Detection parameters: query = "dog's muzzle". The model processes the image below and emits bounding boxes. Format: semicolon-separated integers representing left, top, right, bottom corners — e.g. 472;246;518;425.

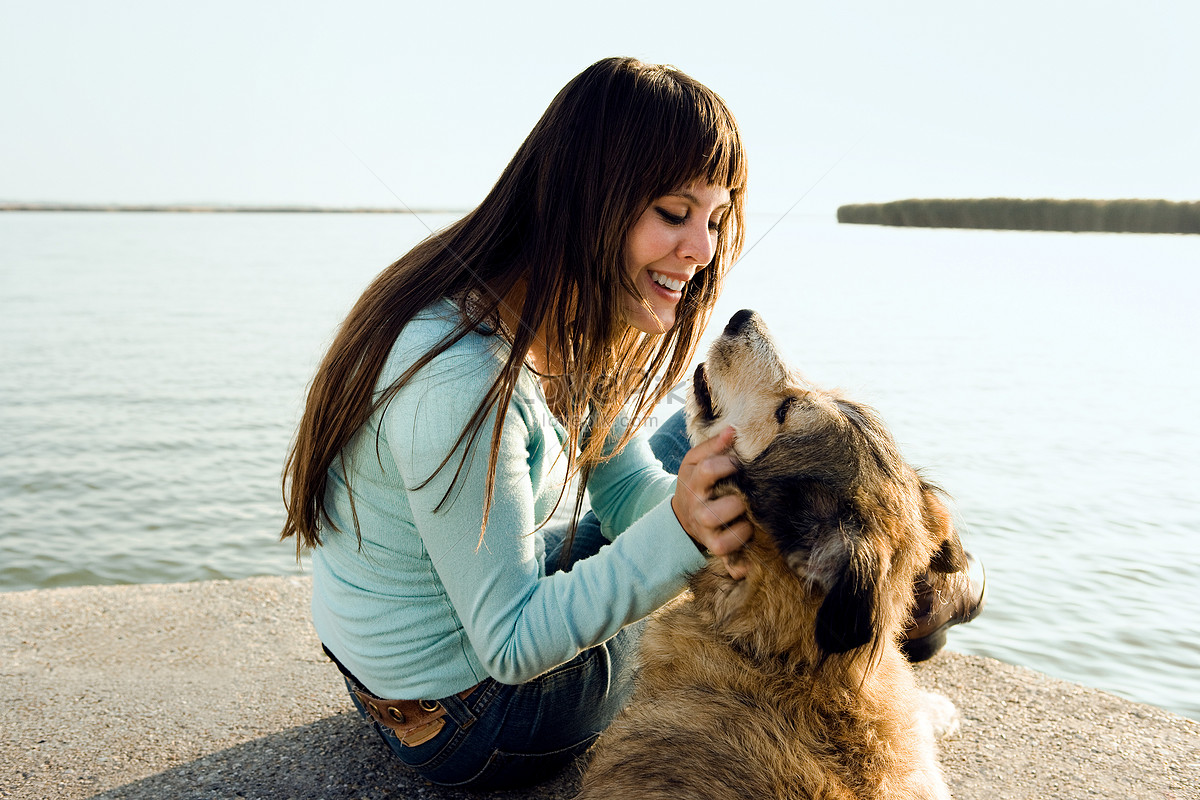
723;308;757;336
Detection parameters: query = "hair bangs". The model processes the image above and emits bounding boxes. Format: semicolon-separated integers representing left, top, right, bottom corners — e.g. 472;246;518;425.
643;66;747;197
691;95;748;197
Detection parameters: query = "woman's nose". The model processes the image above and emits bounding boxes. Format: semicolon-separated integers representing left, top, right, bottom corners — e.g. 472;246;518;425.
678;219;717;266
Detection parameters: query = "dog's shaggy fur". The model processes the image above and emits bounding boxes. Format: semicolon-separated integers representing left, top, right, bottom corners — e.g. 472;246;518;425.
577;310;967;800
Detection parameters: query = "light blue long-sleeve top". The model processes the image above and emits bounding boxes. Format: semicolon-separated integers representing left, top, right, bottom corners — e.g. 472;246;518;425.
310;299;706;700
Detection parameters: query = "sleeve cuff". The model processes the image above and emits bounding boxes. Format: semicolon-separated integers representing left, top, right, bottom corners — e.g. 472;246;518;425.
627;497;709;575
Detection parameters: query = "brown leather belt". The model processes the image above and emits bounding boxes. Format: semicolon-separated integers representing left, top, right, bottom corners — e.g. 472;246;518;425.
322;644;480;747
352;683;480;747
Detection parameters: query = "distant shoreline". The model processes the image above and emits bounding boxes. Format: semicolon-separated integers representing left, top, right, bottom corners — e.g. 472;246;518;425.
0;202;466;214
838;198;1200;234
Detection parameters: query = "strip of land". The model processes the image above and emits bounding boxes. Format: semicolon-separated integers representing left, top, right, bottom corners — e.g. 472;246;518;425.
2;577;1197;800
838;198;1200;234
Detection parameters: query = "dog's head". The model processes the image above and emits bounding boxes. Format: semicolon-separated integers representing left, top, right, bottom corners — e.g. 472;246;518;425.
686;310;967;659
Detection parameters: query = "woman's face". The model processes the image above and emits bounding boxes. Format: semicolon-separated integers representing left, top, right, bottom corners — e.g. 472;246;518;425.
621;181;732;334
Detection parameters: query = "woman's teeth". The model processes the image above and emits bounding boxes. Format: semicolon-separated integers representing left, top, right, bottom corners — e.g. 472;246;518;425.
650;271;685;292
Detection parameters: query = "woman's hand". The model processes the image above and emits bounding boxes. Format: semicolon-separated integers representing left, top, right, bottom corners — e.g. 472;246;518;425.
670;426;752;579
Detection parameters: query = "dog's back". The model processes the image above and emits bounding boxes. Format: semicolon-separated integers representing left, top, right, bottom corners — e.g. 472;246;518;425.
578;548;951;799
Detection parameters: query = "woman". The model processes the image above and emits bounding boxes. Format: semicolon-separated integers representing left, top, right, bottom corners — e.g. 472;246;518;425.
281;56;986;790
282;56;752;788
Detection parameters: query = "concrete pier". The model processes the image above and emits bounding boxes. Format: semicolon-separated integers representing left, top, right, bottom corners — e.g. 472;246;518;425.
2;577;1196;799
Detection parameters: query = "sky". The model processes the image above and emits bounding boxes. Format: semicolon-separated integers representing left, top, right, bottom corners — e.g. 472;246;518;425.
2;0;1197;215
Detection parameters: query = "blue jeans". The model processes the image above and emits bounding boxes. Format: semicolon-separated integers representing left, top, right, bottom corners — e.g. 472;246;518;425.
344;410;693;789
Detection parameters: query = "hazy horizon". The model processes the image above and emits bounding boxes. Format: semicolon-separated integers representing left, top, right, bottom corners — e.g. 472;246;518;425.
2;1;1197;217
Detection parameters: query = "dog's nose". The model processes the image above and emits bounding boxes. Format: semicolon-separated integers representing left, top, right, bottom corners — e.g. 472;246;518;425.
724;309;758;336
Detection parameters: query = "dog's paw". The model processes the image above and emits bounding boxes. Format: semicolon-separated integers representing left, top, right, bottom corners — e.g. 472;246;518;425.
917;691;960;741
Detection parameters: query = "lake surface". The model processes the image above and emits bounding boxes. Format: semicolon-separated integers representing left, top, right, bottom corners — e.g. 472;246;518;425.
2;211;1197;721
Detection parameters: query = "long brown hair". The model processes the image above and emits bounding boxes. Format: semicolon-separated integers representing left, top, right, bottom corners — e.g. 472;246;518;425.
281;56;748;553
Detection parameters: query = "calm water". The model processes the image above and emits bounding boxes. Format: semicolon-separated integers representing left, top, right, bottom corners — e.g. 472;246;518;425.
1;212;1197;721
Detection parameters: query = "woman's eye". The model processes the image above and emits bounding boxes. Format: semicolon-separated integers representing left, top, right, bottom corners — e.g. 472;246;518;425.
655;208;687;225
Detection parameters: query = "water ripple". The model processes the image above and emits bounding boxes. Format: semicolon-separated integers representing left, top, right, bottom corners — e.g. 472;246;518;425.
2;213;1197;721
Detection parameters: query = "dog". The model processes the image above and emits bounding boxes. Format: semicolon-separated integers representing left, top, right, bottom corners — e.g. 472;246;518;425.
576;309;967;800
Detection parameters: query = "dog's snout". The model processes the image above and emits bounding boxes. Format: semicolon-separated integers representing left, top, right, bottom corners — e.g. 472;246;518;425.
724;309;758;336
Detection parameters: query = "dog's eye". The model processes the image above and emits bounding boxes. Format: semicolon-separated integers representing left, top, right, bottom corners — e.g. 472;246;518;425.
775;396;796;424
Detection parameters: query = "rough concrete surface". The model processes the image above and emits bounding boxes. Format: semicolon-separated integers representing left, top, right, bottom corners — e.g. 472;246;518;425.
1;576;1196;799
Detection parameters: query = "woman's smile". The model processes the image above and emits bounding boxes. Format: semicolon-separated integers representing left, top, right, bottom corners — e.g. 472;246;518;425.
649;270;687;293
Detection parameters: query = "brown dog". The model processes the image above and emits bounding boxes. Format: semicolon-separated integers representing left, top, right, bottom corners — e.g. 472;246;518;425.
577;309;966;800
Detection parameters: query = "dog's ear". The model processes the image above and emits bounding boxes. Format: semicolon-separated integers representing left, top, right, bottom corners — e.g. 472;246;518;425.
814;535;880;654
921;486;967;574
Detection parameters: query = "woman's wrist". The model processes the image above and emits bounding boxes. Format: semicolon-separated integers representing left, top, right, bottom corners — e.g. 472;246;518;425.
670;495;708;553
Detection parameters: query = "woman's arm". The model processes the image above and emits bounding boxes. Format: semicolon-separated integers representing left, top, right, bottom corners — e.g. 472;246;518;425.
587;413;751;576
585;414;679;541
386;345;706;685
